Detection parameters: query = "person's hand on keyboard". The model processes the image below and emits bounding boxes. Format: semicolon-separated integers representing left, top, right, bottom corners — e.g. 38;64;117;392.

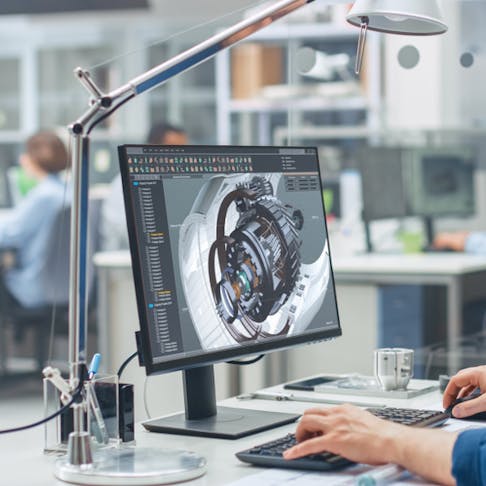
443;365;486;419
283;404;401;465
282;403;457;485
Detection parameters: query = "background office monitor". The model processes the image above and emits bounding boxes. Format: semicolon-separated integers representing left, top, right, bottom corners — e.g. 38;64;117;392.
405;147;475;218
119;145;342;439
359;146;475;250
360;147;409;222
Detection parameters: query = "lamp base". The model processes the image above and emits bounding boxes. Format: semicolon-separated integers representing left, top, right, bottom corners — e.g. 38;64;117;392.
55;446;206;485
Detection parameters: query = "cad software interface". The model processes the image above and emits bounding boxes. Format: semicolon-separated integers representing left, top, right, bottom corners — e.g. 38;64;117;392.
120;146;340;367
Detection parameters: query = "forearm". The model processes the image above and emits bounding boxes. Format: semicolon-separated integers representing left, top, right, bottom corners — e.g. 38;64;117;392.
387;427;457;485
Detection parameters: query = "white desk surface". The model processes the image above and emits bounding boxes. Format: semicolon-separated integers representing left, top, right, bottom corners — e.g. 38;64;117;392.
94;250;486;276
93;250;132;268
333;253;486;276
2;380;482;486
0;208;12;219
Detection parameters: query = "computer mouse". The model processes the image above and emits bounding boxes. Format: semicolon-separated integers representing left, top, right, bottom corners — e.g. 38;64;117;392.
446;394;486;421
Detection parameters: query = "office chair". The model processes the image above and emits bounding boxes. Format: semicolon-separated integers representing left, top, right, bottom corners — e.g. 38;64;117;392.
0;205;71;377
0;196;102;379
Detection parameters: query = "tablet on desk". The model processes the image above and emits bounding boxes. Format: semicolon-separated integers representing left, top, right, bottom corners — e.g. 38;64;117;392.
283;376;340;391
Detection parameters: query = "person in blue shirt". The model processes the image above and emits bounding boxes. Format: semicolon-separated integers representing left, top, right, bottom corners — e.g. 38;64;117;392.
0;130;68;308
284;365;486;485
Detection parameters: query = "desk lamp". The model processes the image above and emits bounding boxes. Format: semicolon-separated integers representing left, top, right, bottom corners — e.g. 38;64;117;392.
346;0;448;73
44;0;449;484
46;1;317;485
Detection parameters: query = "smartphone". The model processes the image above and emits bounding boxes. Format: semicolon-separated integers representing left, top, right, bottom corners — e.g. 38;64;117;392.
284;376;338;391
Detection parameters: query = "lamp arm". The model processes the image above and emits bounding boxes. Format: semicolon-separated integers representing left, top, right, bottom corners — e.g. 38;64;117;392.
65;0;315;465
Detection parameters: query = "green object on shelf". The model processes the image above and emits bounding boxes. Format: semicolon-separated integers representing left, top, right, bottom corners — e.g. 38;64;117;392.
398;230;424;254
323;189;334;213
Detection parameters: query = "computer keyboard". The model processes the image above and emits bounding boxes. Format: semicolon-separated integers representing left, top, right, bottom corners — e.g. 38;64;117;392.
236;407;449;471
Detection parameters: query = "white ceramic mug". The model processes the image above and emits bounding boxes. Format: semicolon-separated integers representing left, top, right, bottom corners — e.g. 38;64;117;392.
374;348;414;391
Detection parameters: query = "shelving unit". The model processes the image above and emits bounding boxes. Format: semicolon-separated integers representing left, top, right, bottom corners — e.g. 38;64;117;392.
215;21;382;146
0;15;221;180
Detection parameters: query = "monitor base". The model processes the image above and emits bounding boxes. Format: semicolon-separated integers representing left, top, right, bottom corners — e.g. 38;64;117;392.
142;406;299;439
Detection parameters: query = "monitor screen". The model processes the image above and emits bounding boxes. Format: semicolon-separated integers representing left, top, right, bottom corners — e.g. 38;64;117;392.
359;146;475;222
119;145;341;376
359;147;408;222
406;149;475;218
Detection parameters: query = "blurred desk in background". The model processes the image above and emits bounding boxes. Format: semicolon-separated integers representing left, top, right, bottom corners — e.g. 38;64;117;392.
0;209;12;219
333;253;486;374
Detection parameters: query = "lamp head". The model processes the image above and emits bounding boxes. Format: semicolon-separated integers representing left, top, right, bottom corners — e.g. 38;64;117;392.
346;0;448;35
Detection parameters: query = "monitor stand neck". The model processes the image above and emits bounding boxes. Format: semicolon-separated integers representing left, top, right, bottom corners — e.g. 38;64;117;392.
141;363;299;439
183;365;217;420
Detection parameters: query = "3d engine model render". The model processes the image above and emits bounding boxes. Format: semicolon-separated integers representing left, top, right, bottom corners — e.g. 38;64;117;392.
179;173;331;350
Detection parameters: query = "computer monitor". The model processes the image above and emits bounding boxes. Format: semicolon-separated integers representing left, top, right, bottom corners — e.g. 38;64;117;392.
118;145;342;438
359;146;475;250
360;147;408;223
405;147;475;219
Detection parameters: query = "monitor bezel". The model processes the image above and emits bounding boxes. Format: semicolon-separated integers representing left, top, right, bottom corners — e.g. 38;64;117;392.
118;144;342;376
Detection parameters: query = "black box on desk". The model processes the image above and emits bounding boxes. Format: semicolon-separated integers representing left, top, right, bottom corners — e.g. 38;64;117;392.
61;382;134;443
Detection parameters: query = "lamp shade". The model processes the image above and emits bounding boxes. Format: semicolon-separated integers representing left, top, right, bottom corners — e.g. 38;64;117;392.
346;0;448;35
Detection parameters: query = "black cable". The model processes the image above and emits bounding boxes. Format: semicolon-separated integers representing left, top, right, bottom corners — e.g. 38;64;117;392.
117;351;138;378
0;381;83;435
227;354;264;366
86;93;136;135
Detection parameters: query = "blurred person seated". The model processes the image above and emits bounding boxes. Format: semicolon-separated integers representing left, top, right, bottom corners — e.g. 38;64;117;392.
284;365;486;485
101;122;188;251
0;130;69;308
434;231;486;254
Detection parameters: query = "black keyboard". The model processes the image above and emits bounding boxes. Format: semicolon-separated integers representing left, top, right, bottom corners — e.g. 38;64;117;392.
236;407;449;471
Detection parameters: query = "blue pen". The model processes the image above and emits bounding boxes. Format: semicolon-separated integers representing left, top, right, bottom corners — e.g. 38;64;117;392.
88;353;101;380
355;464;410;486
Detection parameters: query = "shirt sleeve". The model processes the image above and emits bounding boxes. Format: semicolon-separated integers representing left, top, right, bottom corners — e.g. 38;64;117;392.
452;428;486;486
465;232;486;255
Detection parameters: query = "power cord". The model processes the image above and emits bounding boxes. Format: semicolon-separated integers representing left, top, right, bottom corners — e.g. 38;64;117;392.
0;380;84;435
227;354;264;366
117;351;139;378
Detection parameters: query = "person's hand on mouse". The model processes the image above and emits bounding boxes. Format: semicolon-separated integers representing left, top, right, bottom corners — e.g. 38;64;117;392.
443;366;486;418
